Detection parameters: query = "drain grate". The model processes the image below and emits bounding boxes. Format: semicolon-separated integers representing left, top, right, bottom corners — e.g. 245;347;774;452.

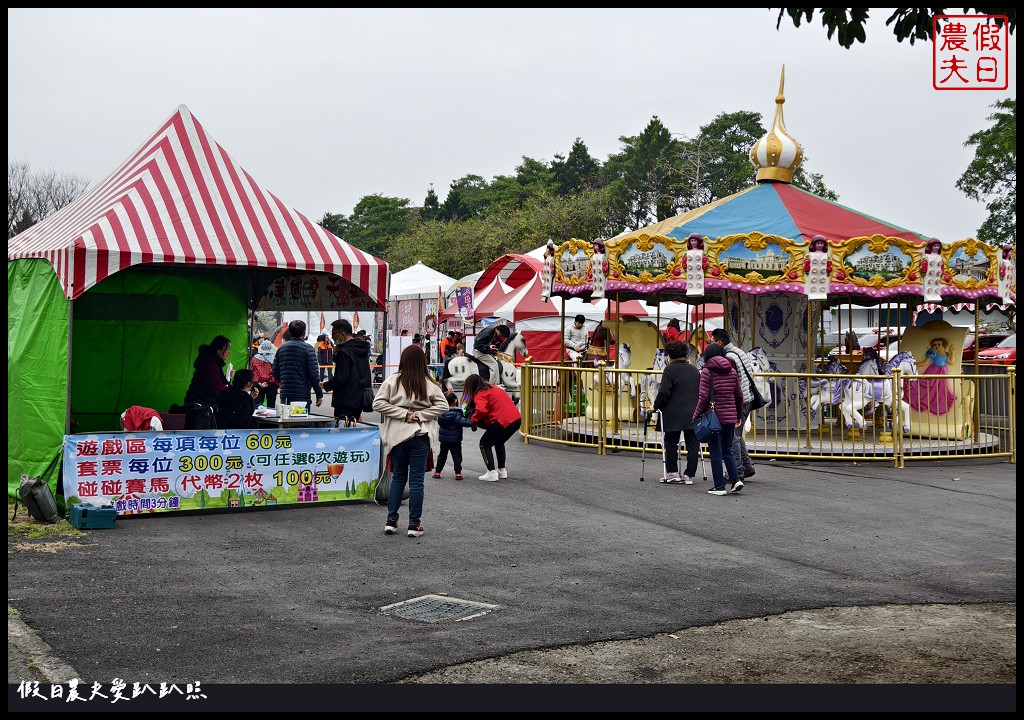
380;594;499;623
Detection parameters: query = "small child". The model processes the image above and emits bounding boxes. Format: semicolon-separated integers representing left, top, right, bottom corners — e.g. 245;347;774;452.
433;391;476;480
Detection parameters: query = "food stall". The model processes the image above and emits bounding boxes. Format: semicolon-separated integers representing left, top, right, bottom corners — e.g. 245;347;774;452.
7;105;391;511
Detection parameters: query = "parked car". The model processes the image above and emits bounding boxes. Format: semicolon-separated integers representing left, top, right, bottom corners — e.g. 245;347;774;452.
977;334;1016;366
962;332;1012;363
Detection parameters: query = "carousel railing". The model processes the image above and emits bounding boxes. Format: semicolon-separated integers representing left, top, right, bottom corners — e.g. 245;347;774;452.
519;360;1015;466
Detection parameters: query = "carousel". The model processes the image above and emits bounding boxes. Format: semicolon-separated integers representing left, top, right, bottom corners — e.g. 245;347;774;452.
521;71;1016;465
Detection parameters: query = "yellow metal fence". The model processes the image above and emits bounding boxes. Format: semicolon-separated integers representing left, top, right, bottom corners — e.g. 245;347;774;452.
520;361;1015;467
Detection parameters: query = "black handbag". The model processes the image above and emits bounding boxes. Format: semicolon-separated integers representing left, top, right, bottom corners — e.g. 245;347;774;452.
747;373;769;412
693;375;722;443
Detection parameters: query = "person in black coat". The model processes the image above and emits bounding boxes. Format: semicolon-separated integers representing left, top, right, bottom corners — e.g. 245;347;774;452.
322;318;371;424
432;392;476;480
651;341;701;484
184;335;232;407
214;369;259;429
271;320;324;410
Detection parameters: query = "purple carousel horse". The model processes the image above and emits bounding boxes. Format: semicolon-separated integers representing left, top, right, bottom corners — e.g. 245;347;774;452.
839;351;917;432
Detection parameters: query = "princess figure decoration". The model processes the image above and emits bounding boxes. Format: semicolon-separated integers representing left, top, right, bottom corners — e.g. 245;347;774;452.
685;233;707;297
803;235;832;301
590;238;607;299
920;238;944;303
998;244;1015;304
905;337;955;416
541;238;556;302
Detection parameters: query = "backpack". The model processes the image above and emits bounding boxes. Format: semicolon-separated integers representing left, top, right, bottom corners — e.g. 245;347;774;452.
185;403;218;430
15;454;62;523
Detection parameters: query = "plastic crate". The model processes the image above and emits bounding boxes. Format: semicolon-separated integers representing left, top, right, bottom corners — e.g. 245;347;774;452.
69;503;117;529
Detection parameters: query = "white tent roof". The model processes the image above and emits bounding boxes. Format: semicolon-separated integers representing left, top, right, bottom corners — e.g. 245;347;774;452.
389;261;457;300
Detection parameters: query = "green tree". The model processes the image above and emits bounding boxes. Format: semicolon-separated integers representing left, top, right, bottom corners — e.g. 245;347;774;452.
551;138;602;197
421;186;440;221
436;175;491;221
318;211;347;239
603;116;684;231
956;98;1016;245
343;194;415;257
677;111;766;211
773;8;1016;48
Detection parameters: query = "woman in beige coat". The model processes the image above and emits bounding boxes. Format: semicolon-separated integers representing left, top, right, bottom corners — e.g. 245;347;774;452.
372;345;448;537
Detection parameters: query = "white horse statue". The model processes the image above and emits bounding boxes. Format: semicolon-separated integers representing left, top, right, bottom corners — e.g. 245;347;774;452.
589;342;636;398
642;348;668;411
839;351;917;432
443;330;529;401
748;347;779;409
800;356;850;419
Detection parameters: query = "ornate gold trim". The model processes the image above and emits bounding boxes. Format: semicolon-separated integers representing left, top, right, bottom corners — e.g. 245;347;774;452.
607;233;684;284
705;232;803;285
944;238;998;289
833;234;921;288
555;238;595;287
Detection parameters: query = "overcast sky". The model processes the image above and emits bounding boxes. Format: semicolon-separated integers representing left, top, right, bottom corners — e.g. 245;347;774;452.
8;8;1016;243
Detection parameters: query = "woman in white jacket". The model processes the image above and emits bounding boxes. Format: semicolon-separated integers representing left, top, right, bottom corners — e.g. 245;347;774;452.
372;345;448;538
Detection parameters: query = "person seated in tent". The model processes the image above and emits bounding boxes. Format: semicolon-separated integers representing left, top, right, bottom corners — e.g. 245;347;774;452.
214;369;259;429
184;335;232;407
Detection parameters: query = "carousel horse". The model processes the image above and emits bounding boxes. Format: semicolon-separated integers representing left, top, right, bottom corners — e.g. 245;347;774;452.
799;356;850;419
838;351;917;432
589;342;636;398
748;347;780;408
443;330;529;401
642;348;669;411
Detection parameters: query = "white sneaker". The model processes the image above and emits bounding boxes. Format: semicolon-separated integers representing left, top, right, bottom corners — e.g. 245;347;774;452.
497;468;508;479
479;470;499;482
682;475;694;485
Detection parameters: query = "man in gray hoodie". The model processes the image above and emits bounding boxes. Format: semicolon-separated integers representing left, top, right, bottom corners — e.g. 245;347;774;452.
711;328;756;479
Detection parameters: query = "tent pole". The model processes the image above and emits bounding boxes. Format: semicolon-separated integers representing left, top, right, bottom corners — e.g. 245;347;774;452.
66;299;74;435
559;297;566;362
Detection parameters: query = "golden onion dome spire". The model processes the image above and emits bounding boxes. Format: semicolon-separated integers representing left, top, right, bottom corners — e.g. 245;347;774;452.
749;66;804;183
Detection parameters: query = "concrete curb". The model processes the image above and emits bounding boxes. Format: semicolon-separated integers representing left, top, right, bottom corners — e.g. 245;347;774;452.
8;607;82;684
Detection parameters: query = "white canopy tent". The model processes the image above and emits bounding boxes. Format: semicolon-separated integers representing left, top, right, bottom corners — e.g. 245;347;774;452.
388;260;457;300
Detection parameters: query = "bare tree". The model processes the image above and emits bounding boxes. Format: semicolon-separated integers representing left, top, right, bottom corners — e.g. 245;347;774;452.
8;160;89;238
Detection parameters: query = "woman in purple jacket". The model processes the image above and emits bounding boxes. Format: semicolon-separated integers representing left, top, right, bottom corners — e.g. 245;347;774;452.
692;344;745;496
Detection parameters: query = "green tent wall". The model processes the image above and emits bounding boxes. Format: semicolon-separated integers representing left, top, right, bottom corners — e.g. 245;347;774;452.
8;261;248;497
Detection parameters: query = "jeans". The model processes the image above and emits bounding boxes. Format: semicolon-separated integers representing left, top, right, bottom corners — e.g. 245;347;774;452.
733;401;753;471
478;419;521;470
663;429;699;478
436;441;463;474
387;434;429;526
706;422;739;490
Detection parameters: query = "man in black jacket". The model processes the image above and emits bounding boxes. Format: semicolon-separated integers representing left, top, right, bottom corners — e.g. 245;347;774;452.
271;320;324;410
471;323;510;383
323;318;371;424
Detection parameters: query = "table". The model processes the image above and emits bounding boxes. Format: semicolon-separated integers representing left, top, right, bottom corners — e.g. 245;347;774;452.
253;413;337;429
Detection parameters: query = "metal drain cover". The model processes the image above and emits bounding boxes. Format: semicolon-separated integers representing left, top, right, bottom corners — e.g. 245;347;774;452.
380;594;499;623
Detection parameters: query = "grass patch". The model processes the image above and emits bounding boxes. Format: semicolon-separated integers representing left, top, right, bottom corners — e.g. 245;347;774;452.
8;498;86;539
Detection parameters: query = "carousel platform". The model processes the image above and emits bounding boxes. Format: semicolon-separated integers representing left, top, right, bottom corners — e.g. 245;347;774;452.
541;417;1004;459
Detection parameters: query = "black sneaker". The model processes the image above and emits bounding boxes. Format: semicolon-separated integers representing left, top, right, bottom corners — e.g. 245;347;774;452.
384;519;398;535
407;525;424;538
729;479;744;494
708;487;728;496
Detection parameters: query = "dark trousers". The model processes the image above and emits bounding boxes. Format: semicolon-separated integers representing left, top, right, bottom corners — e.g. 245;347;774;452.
706;423;739;490
387;434;429;527
478;419;522;470
436;441;463;474
256;385;278;409
664;428;699;478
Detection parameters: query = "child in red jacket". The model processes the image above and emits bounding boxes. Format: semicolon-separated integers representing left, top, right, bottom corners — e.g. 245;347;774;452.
463;375;522;482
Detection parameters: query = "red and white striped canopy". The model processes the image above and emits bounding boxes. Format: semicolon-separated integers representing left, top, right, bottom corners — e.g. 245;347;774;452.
8;105;389;307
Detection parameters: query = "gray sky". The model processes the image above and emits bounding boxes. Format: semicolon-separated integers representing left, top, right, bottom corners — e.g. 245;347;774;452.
8;8;1016;243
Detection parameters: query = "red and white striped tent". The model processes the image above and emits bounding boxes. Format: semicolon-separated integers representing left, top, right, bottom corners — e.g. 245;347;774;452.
8;105;389;305
7;105;390;495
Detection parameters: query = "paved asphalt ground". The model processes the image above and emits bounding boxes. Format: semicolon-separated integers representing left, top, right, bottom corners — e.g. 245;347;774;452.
8;409;1016;711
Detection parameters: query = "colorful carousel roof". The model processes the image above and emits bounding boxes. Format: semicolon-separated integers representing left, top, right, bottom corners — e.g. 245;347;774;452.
549;71;1015;308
